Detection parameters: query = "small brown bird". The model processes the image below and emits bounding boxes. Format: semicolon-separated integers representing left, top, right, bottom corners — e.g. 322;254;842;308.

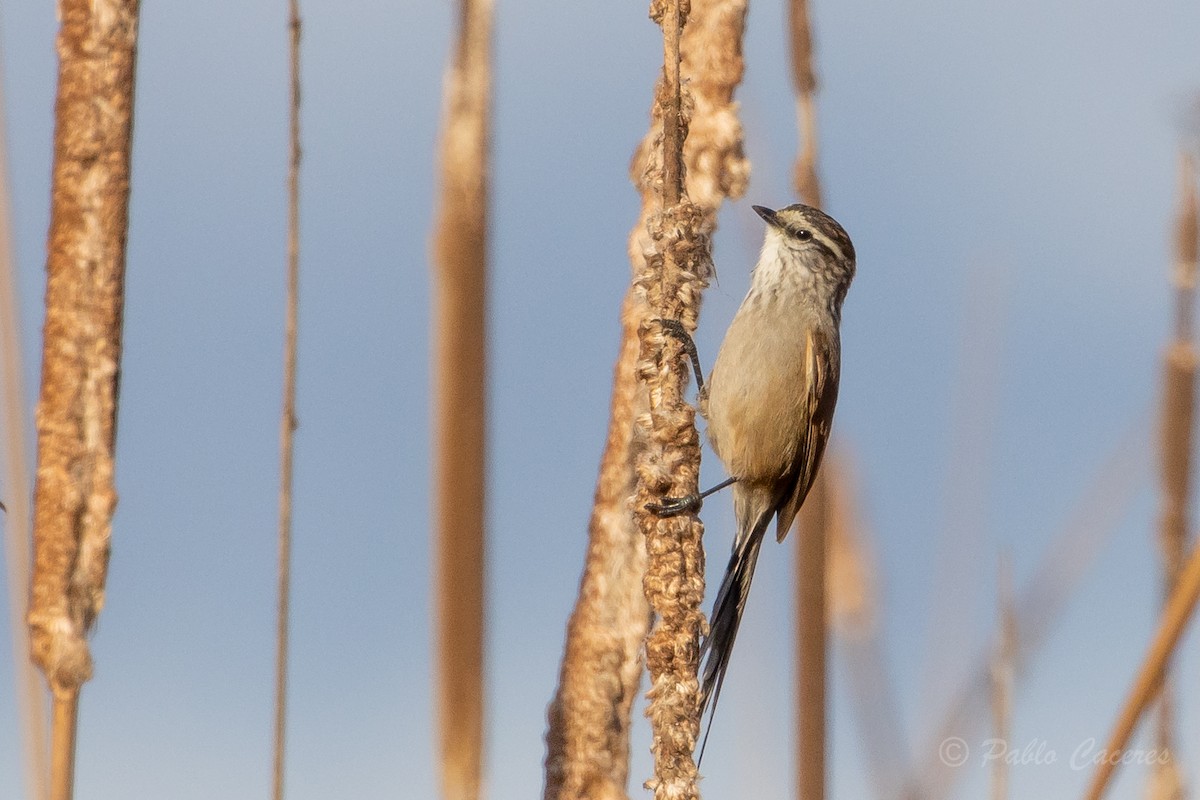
653;202;856;756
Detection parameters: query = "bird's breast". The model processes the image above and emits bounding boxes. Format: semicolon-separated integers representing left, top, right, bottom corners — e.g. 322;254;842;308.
704;307;823;482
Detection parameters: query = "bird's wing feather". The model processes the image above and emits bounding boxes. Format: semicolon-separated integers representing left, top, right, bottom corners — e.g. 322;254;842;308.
774;325;839;542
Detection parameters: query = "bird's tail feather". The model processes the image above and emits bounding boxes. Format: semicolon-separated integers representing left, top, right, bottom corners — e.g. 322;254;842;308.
696;512;771;764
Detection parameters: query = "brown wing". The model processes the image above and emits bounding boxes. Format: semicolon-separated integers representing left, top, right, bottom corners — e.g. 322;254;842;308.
774;325;839;542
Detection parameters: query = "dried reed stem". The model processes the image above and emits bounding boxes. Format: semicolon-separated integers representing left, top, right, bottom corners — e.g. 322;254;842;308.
1169;152;1198;346
1145;759;1185;800
789;0;822;209
27;3;138;797
787;0;829;797
1082;535;1200;800
431;1;491;798
795;472;828;800
989;556;1015;800
632;0;750;219
658;2;684;210
272;4;302;800
1152;152;1197;779
48;695;77;800
544;2;746;797
0;48;49;799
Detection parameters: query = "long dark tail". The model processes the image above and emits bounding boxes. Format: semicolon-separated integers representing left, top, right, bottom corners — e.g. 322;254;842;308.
696;514;771;763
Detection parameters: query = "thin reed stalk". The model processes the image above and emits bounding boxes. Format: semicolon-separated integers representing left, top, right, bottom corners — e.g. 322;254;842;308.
0;45;49;800
789;0;822;209
47;696;77;800
272;4;302;800
27;3;138;798
544;2;746;797
1082;533;1200;800
989;556;1015;800
431;1;491;798
1151;152;1197;789
787;0;828;797
794;473;828;800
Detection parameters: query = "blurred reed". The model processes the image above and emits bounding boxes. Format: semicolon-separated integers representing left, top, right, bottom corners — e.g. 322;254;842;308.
789;0;822;209
431;1;492;798
916;416;1148;800
1082;531;1200;800
988;556;1015;800
0;41;48;800
1148;151;1198;800
794;468;828;800
272;4;303;800
787;0;828;797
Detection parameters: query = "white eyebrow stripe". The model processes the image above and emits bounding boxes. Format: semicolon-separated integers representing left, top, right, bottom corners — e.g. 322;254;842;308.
810;229;845;261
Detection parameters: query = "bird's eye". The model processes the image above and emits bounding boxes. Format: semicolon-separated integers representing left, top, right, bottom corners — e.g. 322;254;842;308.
794;228;813;241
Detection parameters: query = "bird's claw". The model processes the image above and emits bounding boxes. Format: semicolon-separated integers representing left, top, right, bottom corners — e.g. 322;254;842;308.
659;318;688;338
646;493;703;517
659;319;695;354
656;318;706;394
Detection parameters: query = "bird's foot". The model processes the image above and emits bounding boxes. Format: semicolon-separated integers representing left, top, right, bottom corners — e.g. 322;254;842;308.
659;318;689;341
646;493;702;517
656;318;705;393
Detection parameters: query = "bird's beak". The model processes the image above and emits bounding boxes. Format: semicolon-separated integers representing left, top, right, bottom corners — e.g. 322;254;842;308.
752;205;780;227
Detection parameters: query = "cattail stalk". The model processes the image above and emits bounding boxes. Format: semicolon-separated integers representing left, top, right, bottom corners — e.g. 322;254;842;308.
1082;534;1200;800
543;296;652;800
632;2;707;797
26;3;138;798
0;50;49;799
544;1;746;797
635;0;750;795
431;1;491;798
1152;152;1197;784
272;4;302;800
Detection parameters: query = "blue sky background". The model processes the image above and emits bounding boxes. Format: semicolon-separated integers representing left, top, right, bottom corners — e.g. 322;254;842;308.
3;1;1200;798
